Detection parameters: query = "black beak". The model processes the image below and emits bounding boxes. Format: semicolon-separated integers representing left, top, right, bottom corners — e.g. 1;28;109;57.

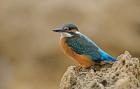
52;28;64;32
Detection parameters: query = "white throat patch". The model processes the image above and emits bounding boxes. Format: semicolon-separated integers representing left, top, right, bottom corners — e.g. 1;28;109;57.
60;32;73;38
75;31;81;34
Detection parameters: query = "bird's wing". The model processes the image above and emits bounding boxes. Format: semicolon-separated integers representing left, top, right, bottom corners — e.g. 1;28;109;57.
65;36;102;61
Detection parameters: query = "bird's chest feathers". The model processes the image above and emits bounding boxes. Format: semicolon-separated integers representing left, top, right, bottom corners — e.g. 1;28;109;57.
60;37;74;56
60;37;94;67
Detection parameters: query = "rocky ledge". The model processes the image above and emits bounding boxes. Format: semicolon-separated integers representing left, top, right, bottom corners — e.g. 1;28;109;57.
60;51;140;89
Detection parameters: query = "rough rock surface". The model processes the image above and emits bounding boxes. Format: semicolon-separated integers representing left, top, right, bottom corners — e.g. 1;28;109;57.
60;51;140;89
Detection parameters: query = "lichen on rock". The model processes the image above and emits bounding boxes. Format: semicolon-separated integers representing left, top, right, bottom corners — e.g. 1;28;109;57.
60;51;140;89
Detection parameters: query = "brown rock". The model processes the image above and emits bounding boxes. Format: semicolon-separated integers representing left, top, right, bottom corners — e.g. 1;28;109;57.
60;51;140;89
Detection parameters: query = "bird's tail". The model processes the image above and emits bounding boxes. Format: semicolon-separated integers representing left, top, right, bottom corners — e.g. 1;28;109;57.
98;48;116;61
107;55;116;61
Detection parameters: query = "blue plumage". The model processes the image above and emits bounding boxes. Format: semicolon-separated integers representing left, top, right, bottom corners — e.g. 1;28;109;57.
98;48;116;61
65;32;116;62
53;23;116;67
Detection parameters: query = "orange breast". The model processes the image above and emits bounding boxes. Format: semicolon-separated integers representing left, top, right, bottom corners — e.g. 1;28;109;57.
60;38;94;68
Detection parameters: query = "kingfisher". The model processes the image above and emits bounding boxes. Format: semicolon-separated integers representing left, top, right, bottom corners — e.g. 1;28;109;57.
53;23;116;68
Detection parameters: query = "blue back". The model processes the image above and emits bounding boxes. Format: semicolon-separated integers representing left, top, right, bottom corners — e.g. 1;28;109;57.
65;33;116;62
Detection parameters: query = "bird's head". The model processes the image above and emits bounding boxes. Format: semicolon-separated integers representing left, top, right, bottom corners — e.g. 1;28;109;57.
53;23;79;37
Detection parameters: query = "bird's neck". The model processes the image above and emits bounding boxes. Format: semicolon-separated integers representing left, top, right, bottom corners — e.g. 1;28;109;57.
60;33;73;39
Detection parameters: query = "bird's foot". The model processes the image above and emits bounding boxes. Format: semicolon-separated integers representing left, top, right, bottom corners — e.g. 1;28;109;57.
100;61;106;65
74;65;82;72
74;65;92;73
108;61;114;65
100;61;114;65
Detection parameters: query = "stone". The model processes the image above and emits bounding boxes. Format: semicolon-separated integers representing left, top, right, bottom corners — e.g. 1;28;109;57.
60;51;140;89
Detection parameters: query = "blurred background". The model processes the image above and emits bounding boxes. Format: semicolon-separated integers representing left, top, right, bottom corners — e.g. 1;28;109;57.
0;0;140;89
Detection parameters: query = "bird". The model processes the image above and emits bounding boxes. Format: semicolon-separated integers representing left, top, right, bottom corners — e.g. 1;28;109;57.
53;23;116;68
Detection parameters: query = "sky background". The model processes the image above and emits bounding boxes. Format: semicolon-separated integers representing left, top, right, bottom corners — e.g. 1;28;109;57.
0;0;140;89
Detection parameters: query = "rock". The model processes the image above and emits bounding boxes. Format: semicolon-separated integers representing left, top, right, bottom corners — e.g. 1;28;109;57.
60;51;140;89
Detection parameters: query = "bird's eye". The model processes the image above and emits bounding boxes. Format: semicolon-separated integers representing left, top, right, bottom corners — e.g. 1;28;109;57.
64;27;69;31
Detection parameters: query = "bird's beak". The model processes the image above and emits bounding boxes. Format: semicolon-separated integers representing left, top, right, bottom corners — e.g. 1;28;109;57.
52;28;64;32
